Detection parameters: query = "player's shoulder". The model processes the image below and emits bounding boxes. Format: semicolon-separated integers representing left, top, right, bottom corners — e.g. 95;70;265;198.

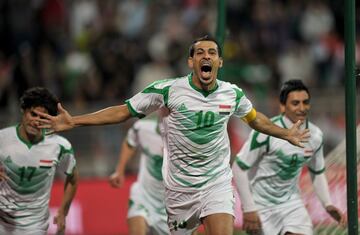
46;134;72;148
308;121;323;141
0;125;16;143
0;125;16;135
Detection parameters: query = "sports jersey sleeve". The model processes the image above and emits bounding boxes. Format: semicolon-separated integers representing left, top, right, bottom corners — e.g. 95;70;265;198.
231;86;253;118
235;130;269;170
126;79;173;118
126;122;139;148
307;142;325;174
57;138;76;175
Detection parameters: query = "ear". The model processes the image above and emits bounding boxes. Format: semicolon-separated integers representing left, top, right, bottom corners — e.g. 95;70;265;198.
187;57;194;69
219;58;223;68
279;104;285;113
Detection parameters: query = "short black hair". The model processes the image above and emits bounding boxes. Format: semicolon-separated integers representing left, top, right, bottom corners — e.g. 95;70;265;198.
279;79;310;104
189;35;222;57
20;87;59;116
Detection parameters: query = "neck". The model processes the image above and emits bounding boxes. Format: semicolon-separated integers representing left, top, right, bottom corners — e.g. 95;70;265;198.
192;74;216;91
19;125;42;144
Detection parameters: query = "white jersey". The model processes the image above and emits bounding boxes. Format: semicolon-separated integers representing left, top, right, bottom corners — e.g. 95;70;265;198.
127;74;253;192
127;118;165;201
0;125;76;233
235;115;324;209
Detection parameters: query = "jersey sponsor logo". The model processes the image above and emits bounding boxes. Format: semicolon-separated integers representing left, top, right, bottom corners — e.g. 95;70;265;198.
219;104;231;115
39;159;53;168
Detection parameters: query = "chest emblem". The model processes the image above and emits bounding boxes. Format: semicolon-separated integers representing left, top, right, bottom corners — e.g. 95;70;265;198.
219;104;231;115
39;159;54;169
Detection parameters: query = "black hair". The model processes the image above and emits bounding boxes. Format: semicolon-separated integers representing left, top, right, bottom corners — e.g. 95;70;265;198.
189;35;222;57
279;79;310;104
20;87;59;116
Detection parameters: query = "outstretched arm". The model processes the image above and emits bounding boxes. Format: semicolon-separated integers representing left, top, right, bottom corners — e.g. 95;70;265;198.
311;173;346;226
232;163;262;234
36;103;132;133
54;167;79;234
109;139;136;188
246;110;310;148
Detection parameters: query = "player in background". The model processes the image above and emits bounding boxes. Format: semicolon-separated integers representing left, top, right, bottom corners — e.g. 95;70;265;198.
35;36;309;235
108;116;170;235
0;87;78;235
232;80;346;235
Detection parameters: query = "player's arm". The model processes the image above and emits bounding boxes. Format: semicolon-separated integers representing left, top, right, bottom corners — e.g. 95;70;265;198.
109;139;137;188
36;103;132;133
311;172;346;226
54;167;79;234
232;163;261;234
243;108;309;148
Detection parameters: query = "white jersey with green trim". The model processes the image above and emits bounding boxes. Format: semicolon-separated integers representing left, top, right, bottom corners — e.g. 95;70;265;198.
0;125;76;232
235;115;325;209
126;74;253;192
127;118;165;201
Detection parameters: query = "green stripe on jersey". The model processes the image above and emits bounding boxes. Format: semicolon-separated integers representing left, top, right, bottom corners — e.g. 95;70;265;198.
125;100;146;118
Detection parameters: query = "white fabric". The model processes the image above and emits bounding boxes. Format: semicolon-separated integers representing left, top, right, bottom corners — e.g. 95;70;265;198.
0;125;76;234
259;200;313;235
311;173;332;207
127;74;253;192
234;115;325;209
164;179;235;235
232;163;257;212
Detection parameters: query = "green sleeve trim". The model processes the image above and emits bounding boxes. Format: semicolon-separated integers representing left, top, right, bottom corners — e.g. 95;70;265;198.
233;87;244;111
235;158;251;170
308;166;326;175
125;100;146;119
250;131;270;151
58;145;74;160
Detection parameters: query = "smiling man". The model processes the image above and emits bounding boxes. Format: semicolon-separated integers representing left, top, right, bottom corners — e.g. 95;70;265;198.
232;80;345;235
35;36;310;235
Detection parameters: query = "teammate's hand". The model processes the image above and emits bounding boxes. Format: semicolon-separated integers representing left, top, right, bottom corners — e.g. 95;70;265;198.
243;211;262;235
109;171;125;188
287;120;310;148
35;103;74;134
53;210;66;235
326;205;346;227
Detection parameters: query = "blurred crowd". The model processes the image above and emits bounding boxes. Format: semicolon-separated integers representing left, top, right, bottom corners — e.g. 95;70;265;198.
0;0;359;110
0;0;359;176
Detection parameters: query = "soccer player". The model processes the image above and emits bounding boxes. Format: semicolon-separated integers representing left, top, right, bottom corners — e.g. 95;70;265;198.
108;117;169;235
35;35;309;235
0;87;78;235
232;80;346;235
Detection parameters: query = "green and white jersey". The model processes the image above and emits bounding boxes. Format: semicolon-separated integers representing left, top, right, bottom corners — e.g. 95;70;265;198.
235;115;324;209
0;125;76;233
127;118;164;201
126;73;253;192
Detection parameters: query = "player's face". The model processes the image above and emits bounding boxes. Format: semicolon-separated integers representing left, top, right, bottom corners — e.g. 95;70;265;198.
21;106;48;139
281;90;310;123
188;40;223;89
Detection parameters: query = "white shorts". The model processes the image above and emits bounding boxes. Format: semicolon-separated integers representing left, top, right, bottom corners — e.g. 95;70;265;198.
165;181;235;235
128;182;169;235
258;200;313;235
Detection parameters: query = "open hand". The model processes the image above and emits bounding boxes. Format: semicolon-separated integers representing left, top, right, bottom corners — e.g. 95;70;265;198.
35;103;74;134
287;120;310;148
326;205;346;227
108;172;125;188
53;211;66;235
243;211;262;235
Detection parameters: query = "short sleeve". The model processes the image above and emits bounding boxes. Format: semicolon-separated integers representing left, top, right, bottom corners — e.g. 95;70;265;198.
232;86;253;118
126;79;173;118
235;130;269;170
58;143;76;175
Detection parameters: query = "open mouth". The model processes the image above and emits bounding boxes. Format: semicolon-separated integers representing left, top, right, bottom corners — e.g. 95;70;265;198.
201;65;212;73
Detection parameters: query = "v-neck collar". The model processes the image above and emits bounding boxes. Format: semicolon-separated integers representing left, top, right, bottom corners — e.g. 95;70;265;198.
188;73;218;97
